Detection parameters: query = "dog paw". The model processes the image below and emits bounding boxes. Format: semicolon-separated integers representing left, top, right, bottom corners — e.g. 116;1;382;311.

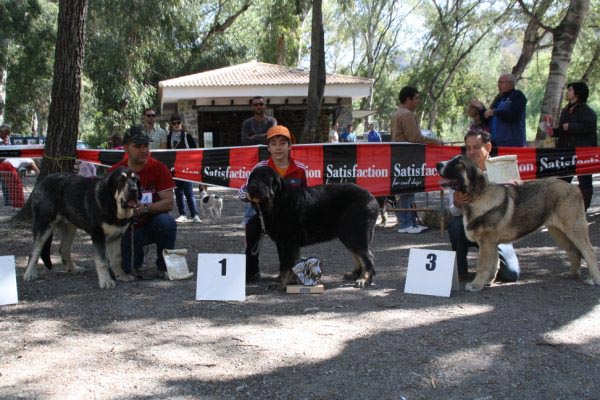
343;272;360;281
116;274;136;282
355;278;371;288
560;271;581;279
98;277;116;289
71;265;87;274
465;281;484;292
23;269;39;282
266;282;286;292
584;277;599;286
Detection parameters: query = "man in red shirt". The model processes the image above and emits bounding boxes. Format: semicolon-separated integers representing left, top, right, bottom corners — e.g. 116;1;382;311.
239;125;307;282
109;125;176;279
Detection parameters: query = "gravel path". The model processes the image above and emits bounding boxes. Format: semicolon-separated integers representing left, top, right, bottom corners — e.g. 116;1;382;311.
0;187;599;399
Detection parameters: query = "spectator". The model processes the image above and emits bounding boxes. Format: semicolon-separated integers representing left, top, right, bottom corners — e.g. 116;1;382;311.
141;108;167;149
340;124;356;142
390;86;442;234
484;73;527;147
447;129;520;282
467;99;489;132
0;158;39;208
109;125;176;279
238;125;307;283
241;96;277;145
78;161;97;178
167;114;202;223
0;124;10;145
329;121;339;143
108;133;124;150
551;81;597;211
367;123;382;142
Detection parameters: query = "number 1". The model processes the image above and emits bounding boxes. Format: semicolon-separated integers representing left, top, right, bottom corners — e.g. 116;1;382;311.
219;258;226;276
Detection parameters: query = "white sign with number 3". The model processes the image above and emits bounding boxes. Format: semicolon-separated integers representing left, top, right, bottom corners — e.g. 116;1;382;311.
196;253;246;302
404;249;459;297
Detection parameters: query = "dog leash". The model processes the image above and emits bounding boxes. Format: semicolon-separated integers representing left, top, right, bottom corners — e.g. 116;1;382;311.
250;207;266;256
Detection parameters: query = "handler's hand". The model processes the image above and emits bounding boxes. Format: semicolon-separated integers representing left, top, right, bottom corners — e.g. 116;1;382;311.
484;108;494;118
246;192;260;203
453;191;471;206
562;123;569;131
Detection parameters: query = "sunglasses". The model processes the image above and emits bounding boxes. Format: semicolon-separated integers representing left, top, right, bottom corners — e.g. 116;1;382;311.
172;121;182;125
145;114;156;117
252;103;265;107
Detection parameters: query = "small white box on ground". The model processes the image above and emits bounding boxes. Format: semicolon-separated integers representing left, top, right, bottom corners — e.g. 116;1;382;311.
286;284;324;294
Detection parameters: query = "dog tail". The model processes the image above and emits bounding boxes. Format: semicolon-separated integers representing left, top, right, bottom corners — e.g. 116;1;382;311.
41;233;53;270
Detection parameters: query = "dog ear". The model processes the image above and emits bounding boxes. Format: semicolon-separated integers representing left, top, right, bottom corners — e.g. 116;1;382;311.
270;172;282;198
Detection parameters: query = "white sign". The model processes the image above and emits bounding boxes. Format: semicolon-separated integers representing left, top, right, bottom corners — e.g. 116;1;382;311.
404;249;459;297
196;253;245;302
0;256;18;305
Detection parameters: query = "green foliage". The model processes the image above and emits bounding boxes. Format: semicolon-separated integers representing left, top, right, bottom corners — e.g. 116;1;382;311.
1;0;58;133
2;0;596;146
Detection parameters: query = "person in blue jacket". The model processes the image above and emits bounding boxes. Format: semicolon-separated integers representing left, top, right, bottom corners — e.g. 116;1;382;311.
484;73;527;147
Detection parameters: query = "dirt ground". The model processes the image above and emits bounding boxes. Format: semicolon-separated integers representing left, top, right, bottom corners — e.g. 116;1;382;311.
0;185;599;400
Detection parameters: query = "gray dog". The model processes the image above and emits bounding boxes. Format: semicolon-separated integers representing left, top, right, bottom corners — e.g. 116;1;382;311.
437;155;600;292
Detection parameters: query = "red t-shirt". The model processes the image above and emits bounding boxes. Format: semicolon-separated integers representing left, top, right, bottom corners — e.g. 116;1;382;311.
109;157;175;225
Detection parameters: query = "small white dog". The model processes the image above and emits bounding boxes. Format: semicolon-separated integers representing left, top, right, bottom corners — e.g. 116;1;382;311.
199;185;223;219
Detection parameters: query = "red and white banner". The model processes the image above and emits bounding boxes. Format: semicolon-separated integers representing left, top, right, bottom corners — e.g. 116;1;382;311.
3;143;599;196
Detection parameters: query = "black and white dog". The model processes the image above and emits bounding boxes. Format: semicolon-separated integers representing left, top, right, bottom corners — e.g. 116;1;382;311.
199;184;223;219
23;167;141;289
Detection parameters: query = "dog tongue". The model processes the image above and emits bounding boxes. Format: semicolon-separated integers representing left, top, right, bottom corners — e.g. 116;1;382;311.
127;200;138;208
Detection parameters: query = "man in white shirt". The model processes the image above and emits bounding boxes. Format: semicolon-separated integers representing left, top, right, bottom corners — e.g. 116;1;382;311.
447;129;520;282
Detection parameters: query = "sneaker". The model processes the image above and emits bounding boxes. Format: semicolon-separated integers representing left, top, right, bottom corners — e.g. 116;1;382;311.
176;215;189;223
414;224;429;232
192;215;202;223
398;226;426;234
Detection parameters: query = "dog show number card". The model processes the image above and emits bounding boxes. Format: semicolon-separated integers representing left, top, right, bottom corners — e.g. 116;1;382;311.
404;249;459;297
196;253;245;302
0;256;18;305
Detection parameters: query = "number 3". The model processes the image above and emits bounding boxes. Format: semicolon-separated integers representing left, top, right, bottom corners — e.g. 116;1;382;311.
425;253;437;271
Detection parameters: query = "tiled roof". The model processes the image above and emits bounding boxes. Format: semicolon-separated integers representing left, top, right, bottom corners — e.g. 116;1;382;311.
159;61;373;88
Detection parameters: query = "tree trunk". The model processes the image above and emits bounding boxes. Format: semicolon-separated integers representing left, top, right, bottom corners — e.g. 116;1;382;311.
300;0;325;144
41;0;88;177
13;0;88;222
537;0;590;140
0;39;7;124
512;0;553;81
581;41;600;82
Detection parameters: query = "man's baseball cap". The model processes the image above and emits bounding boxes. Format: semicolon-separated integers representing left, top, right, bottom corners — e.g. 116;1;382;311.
123;125;153;145
266;125;292;142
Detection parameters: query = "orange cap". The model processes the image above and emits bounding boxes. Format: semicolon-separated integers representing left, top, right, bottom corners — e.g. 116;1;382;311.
266;125;292;142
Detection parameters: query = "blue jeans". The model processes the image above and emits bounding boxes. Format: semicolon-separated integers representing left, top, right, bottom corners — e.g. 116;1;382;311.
395;194;417;229
121;213;177;273
175;180;198;217
447;215;520;281
1;179;9;206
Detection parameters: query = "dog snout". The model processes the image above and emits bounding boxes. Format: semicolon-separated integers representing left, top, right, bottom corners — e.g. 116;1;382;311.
436;161;446;174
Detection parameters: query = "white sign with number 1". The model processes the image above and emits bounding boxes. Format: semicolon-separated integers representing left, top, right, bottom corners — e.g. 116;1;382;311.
404;249;459;297
196;253;246;302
